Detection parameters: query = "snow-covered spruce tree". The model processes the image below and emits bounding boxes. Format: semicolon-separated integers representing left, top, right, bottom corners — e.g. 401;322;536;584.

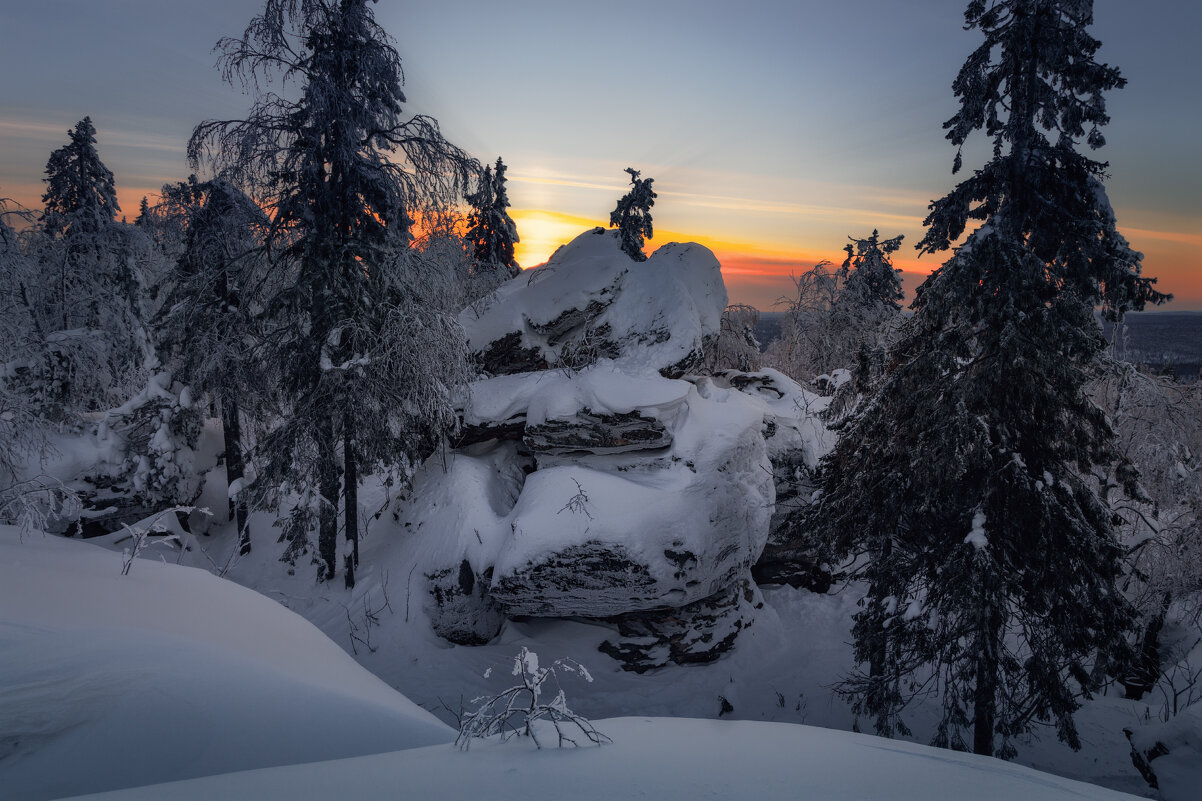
609;167;655;261
189;0;478;585
809;0;1167;758
25;118;152;414
156;178;270;554
41;117;120;241
466;157;521;278
836;231;904;390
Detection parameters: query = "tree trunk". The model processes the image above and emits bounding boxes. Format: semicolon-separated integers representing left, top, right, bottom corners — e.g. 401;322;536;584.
317;415;340;582
1123;592;1172;701
973;600;1002;756
221;396;251;555
343;409;358;589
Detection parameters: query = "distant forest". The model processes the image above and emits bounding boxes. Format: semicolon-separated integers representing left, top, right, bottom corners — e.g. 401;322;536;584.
757;310;1202;381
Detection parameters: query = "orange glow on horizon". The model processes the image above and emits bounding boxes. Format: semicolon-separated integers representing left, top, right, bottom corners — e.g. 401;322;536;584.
510;209;606;268
510;207;1201;311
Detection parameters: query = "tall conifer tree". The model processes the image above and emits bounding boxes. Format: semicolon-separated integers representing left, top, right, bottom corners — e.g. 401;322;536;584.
466;157;520;277
190;0;477;584
809;0;1167;758
41;118;119;238
157;178;268;554
33;118;149;411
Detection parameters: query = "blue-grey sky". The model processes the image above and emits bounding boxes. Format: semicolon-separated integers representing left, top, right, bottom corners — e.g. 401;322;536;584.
1;0;1198;306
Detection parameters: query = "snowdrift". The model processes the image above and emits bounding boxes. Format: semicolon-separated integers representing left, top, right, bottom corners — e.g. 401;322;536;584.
0;528;452;800
62;717;1143;801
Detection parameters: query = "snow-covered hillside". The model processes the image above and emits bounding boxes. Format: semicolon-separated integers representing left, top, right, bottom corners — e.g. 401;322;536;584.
0;527;451;800
66;717;1144;801
1;527;1150;801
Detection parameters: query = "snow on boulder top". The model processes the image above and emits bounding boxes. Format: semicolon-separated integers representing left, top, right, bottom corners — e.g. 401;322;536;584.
463;360;692;429
460;228;727;378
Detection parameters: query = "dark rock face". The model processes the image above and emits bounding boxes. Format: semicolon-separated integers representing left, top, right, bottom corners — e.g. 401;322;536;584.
476;331;547;376
753;447;833;593
751;541;833;593
720;370;837;594
74;474;182;538
426;560;505;646
491;542;661;617
453;414;527;449
729;372;785;398
523;409;671;456
597;576;764;673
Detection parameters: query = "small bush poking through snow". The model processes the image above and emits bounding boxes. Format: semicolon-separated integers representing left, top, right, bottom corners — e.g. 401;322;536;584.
118;505;203;575
456;647;610;750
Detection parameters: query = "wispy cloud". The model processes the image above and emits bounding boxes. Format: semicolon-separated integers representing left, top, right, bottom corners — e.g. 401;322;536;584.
0;119;78;138
510;168;926;226
1122;227;1202;249
0;116;185;154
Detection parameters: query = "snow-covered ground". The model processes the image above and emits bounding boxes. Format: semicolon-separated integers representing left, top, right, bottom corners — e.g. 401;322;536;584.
2;525;1152;800
66;717;1142;801
0;526;450;800
2;508;1181;800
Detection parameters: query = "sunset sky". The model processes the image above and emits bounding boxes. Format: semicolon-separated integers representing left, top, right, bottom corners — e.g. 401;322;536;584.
1;0;1198;309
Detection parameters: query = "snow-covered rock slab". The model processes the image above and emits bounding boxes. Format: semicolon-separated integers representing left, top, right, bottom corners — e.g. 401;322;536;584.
404;377;776;623
461;228;727;378
599;575;764;672
0;528;452;801
490;383;774;616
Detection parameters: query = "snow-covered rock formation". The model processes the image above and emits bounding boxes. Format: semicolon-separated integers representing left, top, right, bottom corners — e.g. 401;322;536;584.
400;229;832;669
462;227;726;378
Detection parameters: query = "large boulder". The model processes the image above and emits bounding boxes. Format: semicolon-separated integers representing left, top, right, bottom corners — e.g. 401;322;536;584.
461;228;727;378
487;377;775;617
402;369;775;626
398;229;833;667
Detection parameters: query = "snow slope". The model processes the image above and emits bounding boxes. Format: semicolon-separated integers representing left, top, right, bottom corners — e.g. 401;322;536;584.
0;527;452;801
0;522;1159;800
64;716;1143;801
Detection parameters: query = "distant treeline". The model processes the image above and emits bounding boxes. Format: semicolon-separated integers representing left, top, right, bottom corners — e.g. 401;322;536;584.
755;310;1202;381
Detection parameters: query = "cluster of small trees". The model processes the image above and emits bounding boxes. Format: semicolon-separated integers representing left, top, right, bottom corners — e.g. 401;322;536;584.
0;0;664;589
0;0;521;584
765;230;905;393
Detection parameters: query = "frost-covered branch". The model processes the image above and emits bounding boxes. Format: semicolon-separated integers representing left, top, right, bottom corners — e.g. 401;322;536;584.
456;647;609;750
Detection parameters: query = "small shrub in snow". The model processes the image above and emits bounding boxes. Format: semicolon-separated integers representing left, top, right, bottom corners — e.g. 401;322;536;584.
0;475;81;537
456;647;609;750
118;506;196;575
